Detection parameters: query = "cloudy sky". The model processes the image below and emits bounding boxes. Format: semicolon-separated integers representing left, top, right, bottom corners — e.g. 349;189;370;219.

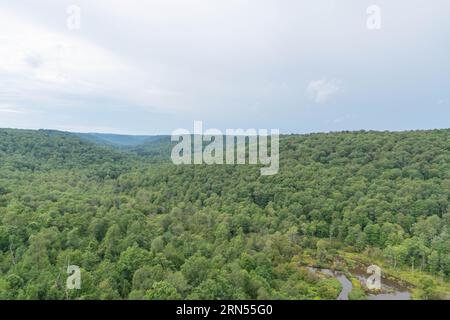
0;0;449;134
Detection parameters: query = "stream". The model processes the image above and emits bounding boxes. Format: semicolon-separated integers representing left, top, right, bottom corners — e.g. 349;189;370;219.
308;267;411;300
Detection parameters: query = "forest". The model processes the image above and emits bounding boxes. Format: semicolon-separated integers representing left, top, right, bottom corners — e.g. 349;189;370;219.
0;128;449;299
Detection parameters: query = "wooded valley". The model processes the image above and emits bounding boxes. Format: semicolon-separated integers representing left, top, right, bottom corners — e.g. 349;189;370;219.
0;128;449;299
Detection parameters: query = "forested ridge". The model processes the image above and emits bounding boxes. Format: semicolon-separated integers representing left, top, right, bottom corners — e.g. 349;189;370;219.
0;128;449;299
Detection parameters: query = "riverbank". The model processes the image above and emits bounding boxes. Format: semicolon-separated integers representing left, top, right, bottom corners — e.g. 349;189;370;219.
300;250;450;300
307;266;411;300
340;251;450;300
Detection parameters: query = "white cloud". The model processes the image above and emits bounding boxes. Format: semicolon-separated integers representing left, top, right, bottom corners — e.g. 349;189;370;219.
0;10;122;86
306;78;342;104
0;9;172;114
0;1;449;133
0;104;28;114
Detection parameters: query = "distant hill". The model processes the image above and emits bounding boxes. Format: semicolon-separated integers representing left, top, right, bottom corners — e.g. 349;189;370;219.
74;132;167;147
0;129;132;175
73;132;173;162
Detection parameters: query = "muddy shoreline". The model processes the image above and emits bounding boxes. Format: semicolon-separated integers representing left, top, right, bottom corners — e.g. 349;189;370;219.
307;266;412;300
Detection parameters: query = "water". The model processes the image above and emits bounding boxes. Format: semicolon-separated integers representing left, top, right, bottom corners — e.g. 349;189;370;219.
336;273;353;300
350;266;411;300
307;267;411;300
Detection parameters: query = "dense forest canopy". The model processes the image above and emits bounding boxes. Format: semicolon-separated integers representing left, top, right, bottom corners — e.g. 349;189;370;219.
0;128;449;299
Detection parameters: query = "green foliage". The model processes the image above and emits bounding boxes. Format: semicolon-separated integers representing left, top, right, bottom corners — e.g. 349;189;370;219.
348;288;367;300
144;281;181;300
0;128;449;299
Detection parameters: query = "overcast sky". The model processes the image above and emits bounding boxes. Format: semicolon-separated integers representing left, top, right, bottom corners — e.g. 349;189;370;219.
0;0;449;134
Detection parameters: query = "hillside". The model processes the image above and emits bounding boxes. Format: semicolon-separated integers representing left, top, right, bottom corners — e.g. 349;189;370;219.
0;129;138;182
0;129;133;169
73;132;172;163
74;132;167;148
0;128;449;300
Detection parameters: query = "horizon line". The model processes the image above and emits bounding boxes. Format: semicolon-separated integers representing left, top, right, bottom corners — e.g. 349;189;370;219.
0;126;449;137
